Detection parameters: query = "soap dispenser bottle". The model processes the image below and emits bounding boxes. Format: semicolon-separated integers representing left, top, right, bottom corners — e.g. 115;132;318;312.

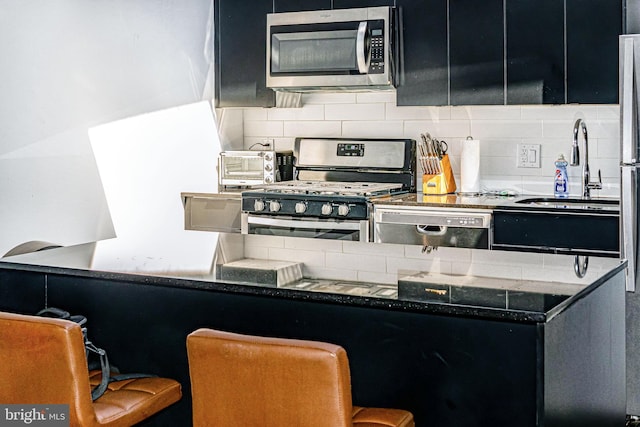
554;154;569;198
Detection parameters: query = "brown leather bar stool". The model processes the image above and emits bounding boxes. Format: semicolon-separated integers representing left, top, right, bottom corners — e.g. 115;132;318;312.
0;311;182;427
186;328;415;427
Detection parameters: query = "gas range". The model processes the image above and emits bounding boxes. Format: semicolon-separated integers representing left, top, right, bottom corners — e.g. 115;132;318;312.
240;137;415;241
242;180;404;220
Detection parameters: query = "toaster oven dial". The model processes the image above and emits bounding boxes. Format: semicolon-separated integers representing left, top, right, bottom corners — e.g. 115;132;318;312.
269;201;281;212
321;203;333;216
264;176;274;184
263;152;273;161
295;202;307;214
264;164;273;171
337;204;350;216
254;200;266;212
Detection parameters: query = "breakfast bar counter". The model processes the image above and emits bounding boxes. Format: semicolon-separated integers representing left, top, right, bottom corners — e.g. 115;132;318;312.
0;234;627;427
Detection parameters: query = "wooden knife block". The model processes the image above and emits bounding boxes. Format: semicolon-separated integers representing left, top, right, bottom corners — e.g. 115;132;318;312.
422;154;457;194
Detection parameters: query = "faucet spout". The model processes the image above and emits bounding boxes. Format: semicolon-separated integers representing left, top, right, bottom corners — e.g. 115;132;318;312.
570;118;601;199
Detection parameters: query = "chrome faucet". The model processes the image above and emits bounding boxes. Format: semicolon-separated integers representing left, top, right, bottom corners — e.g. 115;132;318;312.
570;118;602;199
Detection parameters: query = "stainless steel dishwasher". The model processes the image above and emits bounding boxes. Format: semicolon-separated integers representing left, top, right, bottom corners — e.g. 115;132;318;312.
373;206;492;249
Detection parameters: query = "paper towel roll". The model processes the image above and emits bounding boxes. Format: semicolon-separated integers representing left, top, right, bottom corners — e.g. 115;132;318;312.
460;138;480;193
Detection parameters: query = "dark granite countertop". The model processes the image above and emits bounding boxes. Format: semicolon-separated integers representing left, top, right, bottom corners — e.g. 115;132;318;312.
0;231;625;324
373;192;620;212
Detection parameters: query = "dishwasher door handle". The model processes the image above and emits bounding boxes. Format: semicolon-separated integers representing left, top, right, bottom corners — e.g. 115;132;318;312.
416;225;448;236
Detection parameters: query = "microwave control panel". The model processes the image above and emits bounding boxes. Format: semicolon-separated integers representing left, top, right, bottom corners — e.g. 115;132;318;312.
369;23;385;74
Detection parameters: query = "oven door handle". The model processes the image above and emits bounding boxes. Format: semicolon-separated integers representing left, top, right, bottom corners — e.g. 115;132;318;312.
416;225;448;236
247;215;364;230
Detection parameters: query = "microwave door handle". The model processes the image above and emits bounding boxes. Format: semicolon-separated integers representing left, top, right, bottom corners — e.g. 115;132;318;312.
356;21;369;73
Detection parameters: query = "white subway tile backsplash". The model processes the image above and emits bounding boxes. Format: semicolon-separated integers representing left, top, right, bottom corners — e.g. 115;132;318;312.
285;237;343;253
357;270;397;285
269;247;326;267
244;234;285;248
304;265;359;281
596;138;620;159
356;91;396;104
235;101;621;285
404;120;471;140
326;252;387;272
344;241;405;256
471;121;543;139
325;103;385;121
302;92;357;104
242;108;268;121
598;105;621;120
387;104;451;121
283;121;342;137
244;120;284;137
342;121;404;138
520;105;599;120
267;105;325;121
451;105;522;120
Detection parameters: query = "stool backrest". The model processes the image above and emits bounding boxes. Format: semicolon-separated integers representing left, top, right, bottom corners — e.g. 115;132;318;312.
187;328;353;427
0;311;98;426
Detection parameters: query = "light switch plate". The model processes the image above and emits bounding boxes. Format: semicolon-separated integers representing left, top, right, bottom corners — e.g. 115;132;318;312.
517;144;541;168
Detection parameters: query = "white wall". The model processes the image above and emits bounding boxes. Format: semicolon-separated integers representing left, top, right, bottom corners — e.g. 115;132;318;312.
234;92;621;284
0;0;214;256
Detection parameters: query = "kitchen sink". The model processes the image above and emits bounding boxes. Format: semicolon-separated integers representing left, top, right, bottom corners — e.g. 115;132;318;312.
514;197;619;211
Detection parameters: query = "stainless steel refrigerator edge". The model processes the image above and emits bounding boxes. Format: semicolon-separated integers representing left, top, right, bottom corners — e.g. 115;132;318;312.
621;34;640;415
620;35;640;293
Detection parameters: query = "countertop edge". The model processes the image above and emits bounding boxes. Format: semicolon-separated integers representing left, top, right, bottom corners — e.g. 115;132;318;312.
0;260;549;323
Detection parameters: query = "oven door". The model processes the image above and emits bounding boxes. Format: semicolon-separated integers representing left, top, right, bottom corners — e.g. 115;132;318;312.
242;214;370;242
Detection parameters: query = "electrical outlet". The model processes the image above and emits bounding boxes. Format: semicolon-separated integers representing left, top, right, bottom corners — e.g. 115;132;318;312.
517;144;541;168
262;138;274;149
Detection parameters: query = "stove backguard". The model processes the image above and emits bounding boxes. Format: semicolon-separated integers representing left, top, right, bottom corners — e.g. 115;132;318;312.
294;137;416;191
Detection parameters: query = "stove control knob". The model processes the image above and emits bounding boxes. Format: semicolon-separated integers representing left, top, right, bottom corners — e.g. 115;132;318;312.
337;204;350;216
321;203;333;216
295;202;307;214
269;201;281;212
254;200;265;212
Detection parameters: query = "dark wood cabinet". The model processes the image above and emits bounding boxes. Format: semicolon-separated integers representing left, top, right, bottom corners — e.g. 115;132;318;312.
395;0;448;106
449;0;504;105
215;0;275;107
333;0;394;8
506;0;565;104
214;0;622;107
566;0;622;104
396;0;621;106
274;0;330;13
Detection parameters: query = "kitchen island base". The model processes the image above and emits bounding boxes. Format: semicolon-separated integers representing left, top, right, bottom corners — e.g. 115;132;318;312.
0;263;625;427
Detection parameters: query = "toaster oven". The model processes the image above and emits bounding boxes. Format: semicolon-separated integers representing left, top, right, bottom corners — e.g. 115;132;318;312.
218;150;294;187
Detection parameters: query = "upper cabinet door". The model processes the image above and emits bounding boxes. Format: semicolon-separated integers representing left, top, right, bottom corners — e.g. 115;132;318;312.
215;0;275;108
449;0;504;105
396;0;448;106
274;0;331;13
506;0;564;104
566;0;622;104
333;0;395;8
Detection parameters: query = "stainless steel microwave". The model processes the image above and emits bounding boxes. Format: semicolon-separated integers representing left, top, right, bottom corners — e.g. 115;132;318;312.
266;6;399;91
218;151;294;187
